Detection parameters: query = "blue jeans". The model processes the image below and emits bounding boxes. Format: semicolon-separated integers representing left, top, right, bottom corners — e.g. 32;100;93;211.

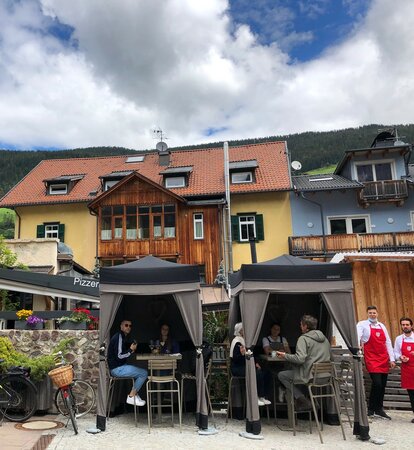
111;365;148;393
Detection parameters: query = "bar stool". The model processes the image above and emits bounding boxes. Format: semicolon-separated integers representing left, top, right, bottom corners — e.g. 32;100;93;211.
307;362;346;444
146;359;182;433
106;359;138;427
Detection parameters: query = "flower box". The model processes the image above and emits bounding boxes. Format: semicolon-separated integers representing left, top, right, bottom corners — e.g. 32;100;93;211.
15;320;44;330
59;321;88;330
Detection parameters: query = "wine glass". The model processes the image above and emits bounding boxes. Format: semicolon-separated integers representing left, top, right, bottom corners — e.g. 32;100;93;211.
160;341;165;353
149;340;154;353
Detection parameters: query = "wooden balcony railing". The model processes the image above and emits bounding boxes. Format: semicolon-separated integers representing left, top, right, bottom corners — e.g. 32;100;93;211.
289;231;414;257
360;180;408;203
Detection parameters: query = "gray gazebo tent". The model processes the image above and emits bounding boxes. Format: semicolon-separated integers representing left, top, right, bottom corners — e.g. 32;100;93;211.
228;254;369;440
95;256;209;431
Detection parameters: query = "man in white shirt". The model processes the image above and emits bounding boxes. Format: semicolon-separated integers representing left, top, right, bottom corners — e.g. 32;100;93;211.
357;305;395;419
393;317;414;423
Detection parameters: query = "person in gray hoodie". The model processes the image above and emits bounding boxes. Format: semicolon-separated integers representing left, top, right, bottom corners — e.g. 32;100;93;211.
277;314;331;411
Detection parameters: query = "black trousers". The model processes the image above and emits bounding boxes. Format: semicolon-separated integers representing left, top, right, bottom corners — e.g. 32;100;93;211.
408;390;414;413
368;372;388;412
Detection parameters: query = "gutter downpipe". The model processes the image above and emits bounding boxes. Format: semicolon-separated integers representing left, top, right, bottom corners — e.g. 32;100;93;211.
299;192;326;256
13;208;21;239
223;142;233;296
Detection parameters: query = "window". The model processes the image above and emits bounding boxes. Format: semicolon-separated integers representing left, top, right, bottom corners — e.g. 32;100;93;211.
231;171;253;184
49;184;68;195
355;161;394;182
100;204;175;241
328;215;370;234
198;265;206;284
36;223;65;242
193;213;204;239
126;155;145;163
165;176;186;188
231;214;264;242
104;180;119;191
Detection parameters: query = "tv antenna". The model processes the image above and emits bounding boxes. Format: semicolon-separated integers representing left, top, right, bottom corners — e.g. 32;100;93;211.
152;127;169;152
291;160;302;171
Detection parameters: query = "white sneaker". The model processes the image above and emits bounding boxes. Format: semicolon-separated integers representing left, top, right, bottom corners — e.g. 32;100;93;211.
259;397;271;406
258;398;265;406
126;395;146;406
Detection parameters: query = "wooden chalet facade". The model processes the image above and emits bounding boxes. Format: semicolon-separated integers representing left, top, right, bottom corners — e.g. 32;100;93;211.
89;172;222;284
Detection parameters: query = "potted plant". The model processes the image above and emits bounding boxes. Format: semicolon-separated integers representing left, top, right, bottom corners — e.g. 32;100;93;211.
15;309;45;330
58;308;98;330
0;336;74;410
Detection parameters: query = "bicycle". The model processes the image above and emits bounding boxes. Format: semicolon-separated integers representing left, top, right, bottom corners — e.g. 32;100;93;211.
0;360;38;424
49;352;89;435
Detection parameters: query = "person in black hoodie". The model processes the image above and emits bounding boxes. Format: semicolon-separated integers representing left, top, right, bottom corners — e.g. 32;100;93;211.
277;315;330;411
108;319;147;406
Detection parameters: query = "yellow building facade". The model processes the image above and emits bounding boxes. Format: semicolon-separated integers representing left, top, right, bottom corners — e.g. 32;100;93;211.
14;203;96;271
230;191;292;270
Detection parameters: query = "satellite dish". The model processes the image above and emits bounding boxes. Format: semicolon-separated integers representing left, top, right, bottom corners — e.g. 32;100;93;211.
156;141;168;152
291;160;302;171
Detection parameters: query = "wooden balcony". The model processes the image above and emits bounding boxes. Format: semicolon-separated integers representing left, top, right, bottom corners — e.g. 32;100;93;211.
359;180;408;206
289;231;414;257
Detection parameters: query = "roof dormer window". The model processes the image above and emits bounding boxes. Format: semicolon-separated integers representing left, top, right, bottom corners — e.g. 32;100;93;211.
161;166;192;189
229;160;258;184
100;170;134;192
49;184;68;195
44;174;84;195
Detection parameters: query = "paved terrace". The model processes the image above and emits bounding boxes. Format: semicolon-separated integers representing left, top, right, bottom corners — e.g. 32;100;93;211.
3;410;414;450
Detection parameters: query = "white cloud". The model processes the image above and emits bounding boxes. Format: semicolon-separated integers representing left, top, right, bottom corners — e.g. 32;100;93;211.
0;0;413;150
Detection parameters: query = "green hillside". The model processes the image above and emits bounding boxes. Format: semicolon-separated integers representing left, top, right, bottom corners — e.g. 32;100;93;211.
1;124;413;199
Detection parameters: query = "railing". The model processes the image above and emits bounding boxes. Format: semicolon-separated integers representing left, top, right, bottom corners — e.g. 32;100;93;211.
360;180;408;202
289;231;414;256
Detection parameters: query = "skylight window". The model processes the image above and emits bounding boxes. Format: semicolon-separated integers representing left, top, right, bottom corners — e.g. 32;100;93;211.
126;155;145;163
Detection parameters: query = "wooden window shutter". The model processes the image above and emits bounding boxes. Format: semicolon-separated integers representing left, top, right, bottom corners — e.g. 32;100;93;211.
36;225;45;238
231;216;240;242
58;224;65;242
255;214;264;241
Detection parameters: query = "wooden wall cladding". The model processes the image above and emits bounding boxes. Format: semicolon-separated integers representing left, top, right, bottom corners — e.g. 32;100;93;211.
352;259;414;341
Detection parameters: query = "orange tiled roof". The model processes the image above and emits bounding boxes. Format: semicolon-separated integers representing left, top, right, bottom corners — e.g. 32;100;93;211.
0;141;290;207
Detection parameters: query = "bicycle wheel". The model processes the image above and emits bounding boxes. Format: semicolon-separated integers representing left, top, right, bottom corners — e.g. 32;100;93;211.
55;380;95;418
61;388;78;435
0;375;37;422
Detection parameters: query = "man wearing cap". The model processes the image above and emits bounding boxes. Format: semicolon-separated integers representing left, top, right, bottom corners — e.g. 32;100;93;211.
357;306;395;419
394;317;414;423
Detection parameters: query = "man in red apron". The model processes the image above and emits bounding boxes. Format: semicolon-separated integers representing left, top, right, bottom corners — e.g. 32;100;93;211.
393;317;414;423
357;306;395;419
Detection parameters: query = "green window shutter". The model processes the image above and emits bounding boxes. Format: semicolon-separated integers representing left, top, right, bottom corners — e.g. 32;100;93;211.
255;214;264;241
58;224;65;242
36;225;45;238
231;216;240;242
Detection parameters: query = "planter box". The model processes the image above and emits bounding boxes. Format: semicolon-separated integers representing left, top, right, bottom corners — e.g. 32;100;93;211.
15;320;44;330
35;376;53;410
59;321;88;330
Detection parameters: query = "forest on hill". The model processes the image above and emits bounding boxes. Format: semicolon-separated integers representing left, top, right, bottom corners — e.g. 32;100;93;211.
1;123;413;199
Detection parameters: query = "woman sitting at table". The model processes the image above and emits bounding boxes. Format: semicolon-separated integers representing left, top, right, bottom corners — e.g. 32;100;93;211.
230;322;271;406
262;323;291;355
159;323;180;354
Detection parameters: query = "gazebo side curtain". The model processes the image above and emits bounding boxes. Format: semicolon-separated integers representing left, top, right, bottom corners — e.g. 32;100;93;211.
96;292;123;430
239;291;269;435
174;291;208;429
321;292;369;440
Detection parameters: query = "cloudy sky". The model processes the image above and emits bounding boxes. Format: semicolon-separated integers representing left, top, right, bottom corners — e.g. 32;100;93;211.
1;0;413;150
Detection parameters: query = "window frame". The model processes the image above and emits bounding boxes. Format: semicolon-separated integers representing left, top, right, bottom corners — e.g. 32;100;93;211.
193;213;204;240
48;183;68;195
353;159;396;182
165;176;186;188
327;214;371;234
231;171;253;184
231;213;264;242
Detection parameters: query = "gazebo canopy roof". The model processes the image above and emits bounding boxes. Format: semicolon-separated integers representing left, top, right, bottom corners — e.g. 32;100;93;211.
229;254;352;288
100;255;200;285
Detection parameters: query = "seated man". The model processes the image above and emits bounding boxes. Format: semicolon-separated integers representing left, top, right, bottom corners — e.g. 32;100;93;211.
107;319;148;406
277;315;330;410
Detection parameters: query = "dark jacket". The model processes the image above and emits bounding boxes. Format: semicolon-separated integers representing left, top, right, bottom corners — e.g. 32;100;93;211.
284;330;331;383
108;331;132;370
